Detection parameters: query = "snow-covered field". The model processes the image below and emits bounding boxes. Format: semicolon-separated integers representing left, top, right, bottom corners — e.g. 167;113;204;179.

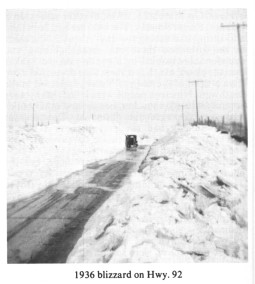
67;126;248;263
7;121;127;203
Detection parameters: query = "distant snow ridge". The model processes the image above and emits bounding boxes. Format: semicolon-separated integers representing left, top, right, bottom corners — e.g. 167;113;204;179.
67;126;247;263
7;121;125;203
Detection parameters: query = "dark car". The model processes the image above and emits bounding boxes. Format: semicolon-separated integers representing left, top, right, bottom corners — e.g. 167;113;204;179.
125;135;138;150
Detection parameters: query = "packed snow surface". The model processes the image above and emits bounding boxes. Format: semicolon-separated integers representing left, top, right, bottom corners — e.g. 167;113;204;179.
67;126;247;263
7;121;127;203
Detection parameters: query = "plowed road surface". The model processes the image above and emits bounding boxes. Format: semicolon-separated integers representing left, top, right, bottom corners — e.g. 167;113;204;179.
7;145;149;263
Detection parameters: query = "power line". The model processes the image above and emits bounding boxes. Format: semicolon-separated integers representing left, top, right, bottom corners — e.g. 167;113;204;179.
221;22;247;142
188;80;203;125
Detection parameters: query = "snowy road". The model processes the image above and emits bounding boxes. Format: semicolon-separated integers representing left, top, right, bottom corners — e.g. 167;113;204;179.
7;145;149;263
66;127;247;263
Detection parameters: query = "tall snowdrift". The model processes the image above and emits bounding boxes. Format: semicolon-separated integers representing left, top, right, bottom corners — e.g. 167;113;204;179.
67;126;247;263
7;120;126;203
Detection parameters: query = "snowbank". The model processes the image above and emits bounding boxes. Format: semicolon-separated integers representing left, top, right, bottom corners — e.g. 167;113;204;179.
67;126;247;263
7;120;126;203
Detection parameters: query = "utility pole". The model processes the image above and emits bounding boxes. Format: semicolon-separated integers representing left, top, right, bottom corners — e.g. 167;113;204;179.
240;114;243;135
221;23;247;141
32;103;35;127
180;105;186;126
189;80;203;125
222;115;225;128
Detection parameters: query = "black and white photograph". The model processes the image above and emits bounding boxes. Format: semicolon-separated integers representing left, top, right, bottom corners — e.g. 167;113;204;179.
2;4;254;283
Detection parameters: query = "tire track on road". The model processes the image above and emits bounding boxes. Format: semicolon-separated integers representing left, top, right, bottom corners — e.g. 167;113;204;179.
7;146;150;263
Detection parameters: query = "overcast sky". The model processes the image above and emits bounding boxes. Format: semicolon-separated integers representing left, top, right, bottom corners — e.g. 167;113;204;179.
7;9;247;131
